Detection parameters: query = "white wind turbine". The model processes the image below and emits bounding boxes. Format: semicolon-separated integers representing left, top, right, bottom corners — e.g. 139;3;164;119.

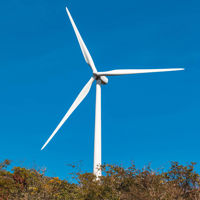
41;7;184;178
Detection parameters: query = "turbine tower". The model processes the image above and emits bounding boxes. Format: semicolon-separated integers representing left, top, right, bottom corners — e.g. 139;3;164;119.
41;7;184;178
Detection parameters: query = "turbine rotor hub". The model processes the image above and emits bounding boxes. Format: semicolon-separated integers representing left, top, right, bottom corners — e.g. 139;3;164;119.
94;74;108;85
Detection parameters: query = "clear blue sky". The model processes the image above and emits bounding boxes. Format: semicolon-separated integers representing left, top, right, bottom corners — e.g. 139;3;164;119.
0;0;199;179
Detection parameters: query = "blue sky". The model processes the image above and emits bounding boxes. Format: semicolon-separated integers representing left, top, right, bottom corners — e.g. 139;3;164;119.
0;0;199;179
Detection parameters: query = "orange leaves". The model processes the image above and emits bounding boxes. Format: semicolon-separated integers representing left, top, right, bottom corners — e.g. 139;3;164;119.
0;159;200;199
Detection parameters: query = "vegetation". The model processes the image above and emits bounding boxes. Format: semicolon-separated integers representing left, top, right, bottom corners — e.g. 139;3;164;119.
0;159;200;200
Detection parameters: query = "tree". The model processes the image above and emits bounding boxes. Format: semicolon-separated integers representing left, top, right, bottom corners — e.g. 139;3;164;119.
0;159;200;200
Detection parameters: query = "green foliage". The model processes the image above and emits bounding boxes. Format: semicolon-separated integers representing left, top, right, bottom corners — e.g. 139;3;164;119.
0;160;200;200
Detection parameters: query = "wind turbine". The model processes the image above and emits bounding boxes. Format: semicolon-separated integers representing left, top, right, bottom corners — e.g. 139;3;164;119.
41;7;184;178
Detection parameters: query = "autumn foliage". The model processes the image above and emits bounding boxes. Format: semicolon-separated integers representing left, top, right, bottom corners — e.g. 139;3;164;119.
0;160;200;200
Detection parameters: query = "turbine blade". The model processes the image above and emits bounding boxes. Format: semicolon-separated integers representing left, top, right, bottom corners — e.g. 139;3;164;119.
41;77;95;150
66;7;97;73
96;68;184;76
